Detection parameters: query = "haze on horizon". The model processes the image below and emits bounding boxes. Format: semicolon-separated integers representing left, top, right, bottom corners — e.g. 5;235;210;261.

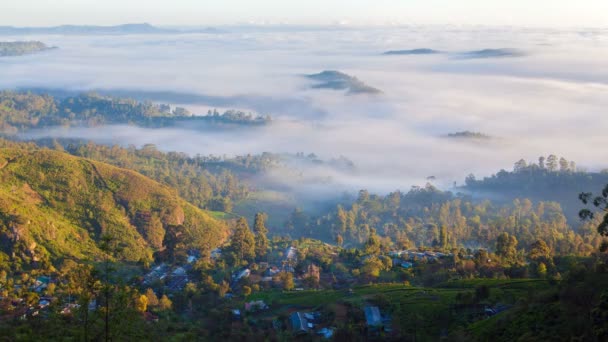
1;0;608;28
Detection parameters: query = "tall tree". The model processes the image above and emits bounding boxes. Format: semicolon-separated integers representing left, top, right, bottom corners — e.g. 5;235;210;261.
538;156;546;169
230;217;255;264
364;228;381;255
495;232;518;262
253;212;269;260
546;154;558;172
514;159;527;172
559;157;569;172
579;184;608;251
439;226;448;249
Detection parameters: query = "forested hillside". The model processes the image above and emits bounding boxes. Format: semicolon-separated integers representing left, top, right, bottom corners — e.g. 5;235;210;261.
0;142;228;271
0;41;54;57
0;91;269;134
284;185;602;256
462;155;608;221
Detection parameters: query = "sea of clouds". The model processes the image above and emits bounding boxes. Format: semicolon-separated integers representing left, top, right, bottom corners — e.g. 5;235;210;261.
2;25;608;195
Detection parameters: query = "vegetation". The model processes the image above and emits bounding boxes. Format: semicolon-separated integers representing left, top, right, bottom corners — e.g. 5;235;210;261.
445;131;491;140
0;141;228;270
0;93;607;340
0;41;54;57
0;91;269;134
305;70;382;94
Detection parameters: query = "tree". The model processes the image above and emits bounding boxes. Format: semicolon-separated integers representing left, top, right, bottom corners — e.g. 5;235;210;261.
275;272;294;291
364;229;381;255
159;295;172;310
559;157;569;172
229;217;256;264
144;288;159;308
538;156;545;169
253;212;269;260
528;240;551;261
135;295;148;313
537;262;547;278
336;234;344;246
362;256;385;279
495;232;518;262
163;224;187;263
579;184;608;251
546;155;558;171
218;281;230;298
439;226;448;249
514;159;527;172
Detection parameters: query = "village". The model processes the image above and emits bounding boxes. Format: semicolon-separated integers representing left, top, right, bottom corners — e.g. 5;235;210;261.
1;236;504;340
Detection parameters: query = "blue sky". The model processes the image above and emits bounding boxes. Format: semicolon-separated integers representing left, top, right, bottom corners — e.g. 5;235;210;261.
1;0;607;27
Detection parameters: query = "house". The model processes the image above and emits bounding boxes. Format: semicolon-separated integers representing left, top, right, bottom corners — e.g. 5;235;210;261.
233;269;251;281
245;300;268;312
167;275;188;291
60;303;80;315
317;328;334;339
400;262;413;269
38;299;50;308
285;246;297;260
290;312;309;335
32;276;50;293
172;267;187;277
364;306;382;327
143;263;169;285
210;248;222;259
265;266;280;277
232;309;242;320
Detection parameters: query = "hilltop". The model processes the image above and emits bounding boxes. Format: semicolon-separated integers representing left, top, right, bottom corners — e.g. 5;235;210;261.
383;48;440;55
0;41;55;57
0;144;228;269
305;70;382;95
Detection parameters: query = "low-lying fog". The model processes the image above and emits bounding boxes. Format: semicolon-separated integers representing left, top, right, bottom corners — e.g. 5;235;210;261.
4;25;608;194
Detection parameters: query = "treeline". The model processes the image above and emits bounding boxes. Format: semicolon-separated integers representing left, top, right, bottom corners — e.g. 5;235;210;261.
60;141;250;212
283;184;602;257
463;156;608;221
0;41;53;57
0;91;270;134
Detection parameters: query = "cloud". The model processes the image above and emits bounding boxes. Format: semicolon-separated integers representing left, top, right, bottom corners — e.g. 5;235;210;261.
3;25;608;198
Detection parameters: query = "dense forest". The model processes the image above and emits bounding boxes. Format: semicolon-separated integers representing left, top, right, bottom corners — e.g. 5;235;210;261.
0;41;54;57
0;93;606;340
0;91;270;134
462;155;608;221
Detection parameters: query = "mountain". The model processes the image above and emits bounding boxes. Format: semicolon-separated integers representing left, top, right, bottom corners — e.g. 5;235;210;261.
0;23;222;35
444;131;492;140
305;70;382;95
458;48;525;59
0;144;229;268
0;41;55;57
383;48;440;55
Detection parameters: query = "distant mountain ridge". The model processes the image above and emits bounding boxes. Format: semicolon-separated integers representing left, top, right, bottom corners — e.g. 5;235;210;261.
458;48;525;59
0;23;222;35
383;48;441;55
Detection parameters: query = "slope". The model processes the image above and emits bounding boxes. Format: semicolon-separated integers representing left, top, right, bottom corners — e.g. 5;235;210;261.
0;147;229;269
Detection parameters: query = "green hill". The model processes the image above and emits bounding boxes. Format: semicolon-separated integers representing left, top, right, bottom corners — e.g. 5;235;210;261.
0;147;229;269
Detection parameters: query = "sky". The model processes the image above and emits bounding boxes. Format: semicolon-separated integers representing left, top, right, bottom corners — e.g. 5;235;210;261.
2;0;608;27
